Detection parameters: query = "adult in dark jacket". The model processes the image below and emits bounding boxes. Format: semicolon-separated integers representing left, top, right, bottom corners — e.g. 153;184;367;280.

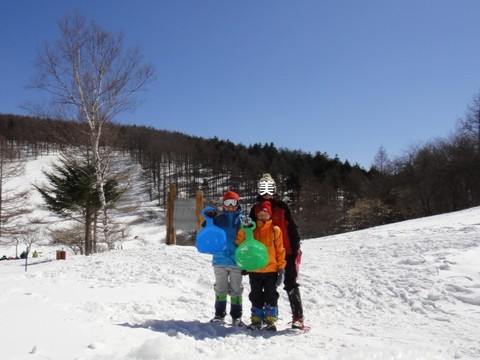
249;173;305;329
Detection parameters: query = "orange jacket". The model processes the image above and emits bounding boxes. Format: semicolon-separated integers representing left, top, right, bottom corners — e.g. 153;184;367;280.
236;220;286;273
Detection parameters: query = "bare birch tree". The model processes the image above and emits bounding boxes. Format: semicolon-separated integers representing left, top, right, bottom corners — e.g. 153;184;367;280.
372;145;392;174
28;12;155;246
0;138;30;241
457;92;480;153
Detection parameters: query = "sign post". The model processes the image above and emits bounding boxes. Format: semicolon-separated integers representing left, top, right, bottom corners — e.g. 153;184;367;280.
166;185;204;245
166;183;176;245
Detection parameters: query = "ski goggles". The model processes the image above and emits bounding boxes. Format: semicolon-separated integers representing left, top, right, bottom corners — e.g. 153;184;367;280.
258;181;275;196
223;199;238;207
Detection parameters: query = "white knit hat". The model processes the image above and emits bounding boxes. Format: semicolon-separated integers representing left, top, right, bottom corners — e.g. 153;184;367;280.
258;173;276;195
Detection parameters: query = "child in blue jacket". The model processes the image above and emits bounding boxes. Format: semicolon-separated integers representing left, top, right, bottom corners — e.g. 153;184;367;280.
206;191;244;326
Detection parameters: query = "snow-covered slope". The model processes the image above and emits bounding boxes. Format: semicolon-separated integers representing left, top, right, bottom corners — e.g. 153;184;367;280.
0;156;479;360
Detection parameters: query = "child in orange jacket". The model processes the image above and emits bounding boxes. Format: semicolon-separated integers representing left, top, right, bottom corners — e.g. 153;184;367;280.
236;201;286;331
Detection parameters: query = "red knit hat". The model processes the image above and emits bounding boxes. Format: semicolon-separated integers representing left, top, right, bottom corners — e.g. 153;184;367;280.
255;201;272;216
223;191;240;201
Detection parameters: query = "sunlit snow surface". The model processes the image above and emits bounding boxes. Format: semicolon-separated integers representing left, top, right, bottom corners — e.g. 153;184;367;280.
1;156;479;359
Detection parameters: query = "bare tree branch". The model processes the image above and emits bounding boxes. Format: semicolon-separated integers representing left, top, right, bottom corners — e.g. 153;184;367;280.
27;11;155;252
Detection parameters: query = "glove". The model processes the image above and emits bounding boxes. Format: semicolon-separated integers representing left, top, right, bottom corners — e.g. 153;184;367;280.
241;215;251;224
241;215;254;227
276;269;285;287
205;209;216;218
296;249;302;262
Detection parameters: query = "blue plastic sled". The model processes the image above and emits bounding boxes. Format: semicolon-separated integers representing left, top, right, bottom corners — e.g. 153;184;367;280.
196;206;227;254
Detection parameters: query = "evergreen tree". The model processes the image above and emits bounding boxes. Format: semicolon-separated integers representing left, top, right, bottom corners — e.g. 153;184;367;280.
35;158;121;255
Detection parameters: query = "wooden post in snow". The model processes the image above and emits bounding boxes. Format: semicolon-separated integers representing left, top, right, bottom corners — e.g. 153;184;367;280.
166;183;176;245
195;190;204;230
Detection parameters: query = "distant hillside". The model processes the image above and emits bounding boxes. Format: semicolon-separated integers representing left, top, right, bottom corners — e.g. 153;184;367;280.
1;113;480;239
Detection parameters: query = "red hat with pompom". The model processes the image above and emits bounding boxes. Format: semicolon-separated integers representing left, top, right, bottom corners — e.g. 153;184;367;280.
223;191;240;201
255;201;272;216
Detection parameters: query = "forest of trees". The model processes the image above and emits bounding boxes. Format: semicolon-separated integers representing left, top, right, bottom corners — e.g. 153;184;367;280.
1;103;479;241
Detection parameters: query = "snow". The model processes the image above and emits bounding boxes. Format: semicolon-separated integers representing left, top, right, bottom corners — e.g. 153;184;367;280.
1;156;480;359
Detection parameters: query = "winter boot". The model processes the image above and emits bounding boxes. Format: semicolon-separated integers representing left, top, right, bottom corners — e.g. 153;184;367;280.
264;305;278;331
230;295;243;320
291;316;305;330
287;287;304;328
211;294;227;322
265;322;277;331
210;315;226;323
247;306;264;330
230;295;243;326
231;318;246;327
247;316;262;330
263;305;278;324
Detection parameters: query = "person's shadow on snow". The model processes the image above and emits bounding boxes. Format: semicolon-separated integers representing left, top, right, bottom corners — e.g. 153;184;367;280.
119;319;293;338
119;319;246;340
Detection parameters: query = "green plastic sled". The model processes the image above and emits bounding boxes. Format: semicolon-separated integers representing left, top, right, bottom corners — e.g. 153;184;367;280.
235;220;268;271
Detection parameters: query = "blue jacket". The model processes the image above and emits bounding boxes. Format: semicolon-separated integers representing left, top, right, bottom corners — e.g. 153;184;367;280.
212;207;242;266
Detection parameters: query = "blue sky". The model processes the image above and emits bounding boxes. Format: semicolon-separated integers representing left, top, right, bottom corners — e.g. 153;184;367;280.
2;1;480;169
